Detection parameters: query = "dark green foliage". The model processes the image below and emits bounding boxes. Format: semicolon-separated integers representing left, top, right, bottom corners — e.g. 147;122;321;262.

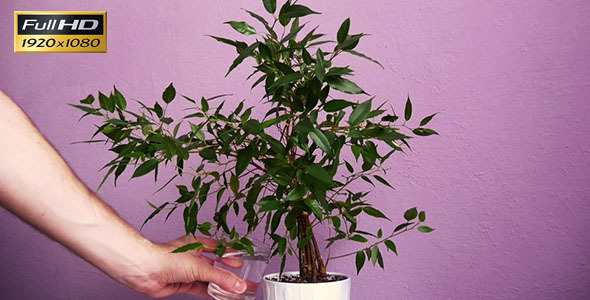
71;0;438;278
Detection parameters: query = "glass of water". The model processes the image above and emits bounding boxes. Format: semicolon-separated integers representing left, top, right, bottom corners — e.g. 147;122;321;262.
207;239;271;300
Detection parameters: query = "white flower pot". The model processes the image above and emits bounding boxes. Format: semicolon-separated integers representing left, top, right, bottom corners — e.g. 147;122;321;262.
263;272;351;300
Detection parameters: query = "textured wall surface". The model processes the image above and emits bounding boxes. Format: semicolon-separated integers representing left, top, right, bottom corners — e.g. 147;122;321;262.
1;1;590;299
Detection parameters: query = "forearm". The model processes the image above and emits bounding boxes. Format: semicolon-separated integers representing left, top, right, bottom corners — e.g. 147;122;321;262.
0;91;156;289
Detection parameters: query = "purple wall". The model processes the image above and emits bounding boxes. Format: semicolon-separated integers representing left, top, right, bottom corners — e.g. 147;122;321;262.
2;0;590;299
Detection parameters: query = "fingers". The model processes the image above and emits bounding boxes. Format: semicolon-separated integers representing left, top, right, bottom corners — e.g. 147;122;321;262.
146;281;201;298
190;236;219;252
169;235;220;253
216;256;244;269
195;263;247;294
170;235;217;247
166;236;244;269
176;236;244;268
153;281;213;299
185;282;213;299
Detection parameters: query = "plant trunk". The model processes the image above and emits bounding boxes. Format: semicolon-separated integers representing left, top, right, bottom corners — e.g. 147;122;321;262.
297;212;327;283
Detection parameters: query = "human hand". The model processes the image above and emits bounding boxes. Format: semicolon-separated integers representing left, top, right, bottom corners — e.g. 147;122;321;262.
0;91;245;299
127;236;246;298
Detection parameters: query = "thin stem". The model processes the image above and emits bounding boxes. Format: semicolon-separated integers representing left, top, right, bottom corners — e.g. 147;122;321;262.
325;222;420;265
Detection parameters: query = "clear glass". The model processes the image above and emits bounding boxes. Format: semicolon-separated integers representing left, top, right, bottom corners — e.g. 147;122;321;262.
208;240;271;300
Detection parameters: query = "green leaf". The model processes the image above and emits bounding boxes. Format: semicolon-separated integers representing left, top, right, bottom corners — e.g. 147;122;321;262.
98;92;108;110
263;134;286;155
345;50;384;69
191;124;206;141
268;73;303;91
285;4;320;18
304;198;323;218
384;240;397;255
420;113;438;126
107;93;117;112
243;119;262;134
300;26;322;46
153;102;163;118
339;33;366;51
241;107;253;123
263;0;277;14
230;173;240;194
309;129;332;155
361;175;374;186
394;222;412;232
404;207;418;221
201;97;209;111
419;211;426;222
363;207;390;220
132;159;159;178
235;145;254;176
306;164;332;184
258;43;273;60
355;251;365;274
245;10;276;38
348;98;372;126
271;172;291;186
199;148;217;161
404;95;412;121
163;83;176;104
99;92;115;112
96;165;116;192
285;185;307;201
281;23;306;43
261;114;292;129
285;212;297;230
172;242;205;253
277;236;287;255
413;128;439;136
69;104;101;116
302;48;313;64
374;175;394;189
370;246;379;266
208;35;248;53
226;42;259;77
324;99;355;112
315;63;326;82
381;114;398;122
114;159;130;186
182;95;196;104
141;201;168;229
315;48;326;81
345;161;354;173
80;94;94;104
350;235;368;243
257;196;283;212
337;18;350;44
106;118;127;126
278;1;291;26
224;21;257;35
113;86;127;110
377;251;384;269
198;222;212;236
246;183;262;207
418;226;434;233
326;76;365;94
326;67;354;76
297;237;310;249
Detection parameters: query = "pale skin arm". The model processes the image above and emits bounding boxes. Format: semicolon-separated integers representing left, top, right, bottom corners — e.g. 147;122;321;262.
0;90;246;298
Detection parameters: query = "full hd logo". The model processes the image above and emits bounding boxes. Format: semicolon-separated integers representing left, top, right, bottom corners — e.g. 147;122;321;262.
14;11;107;53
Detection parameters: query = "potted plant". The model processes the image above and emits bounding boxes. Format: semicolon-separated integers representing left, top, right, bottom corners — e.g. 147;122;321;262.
71;1;437;299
